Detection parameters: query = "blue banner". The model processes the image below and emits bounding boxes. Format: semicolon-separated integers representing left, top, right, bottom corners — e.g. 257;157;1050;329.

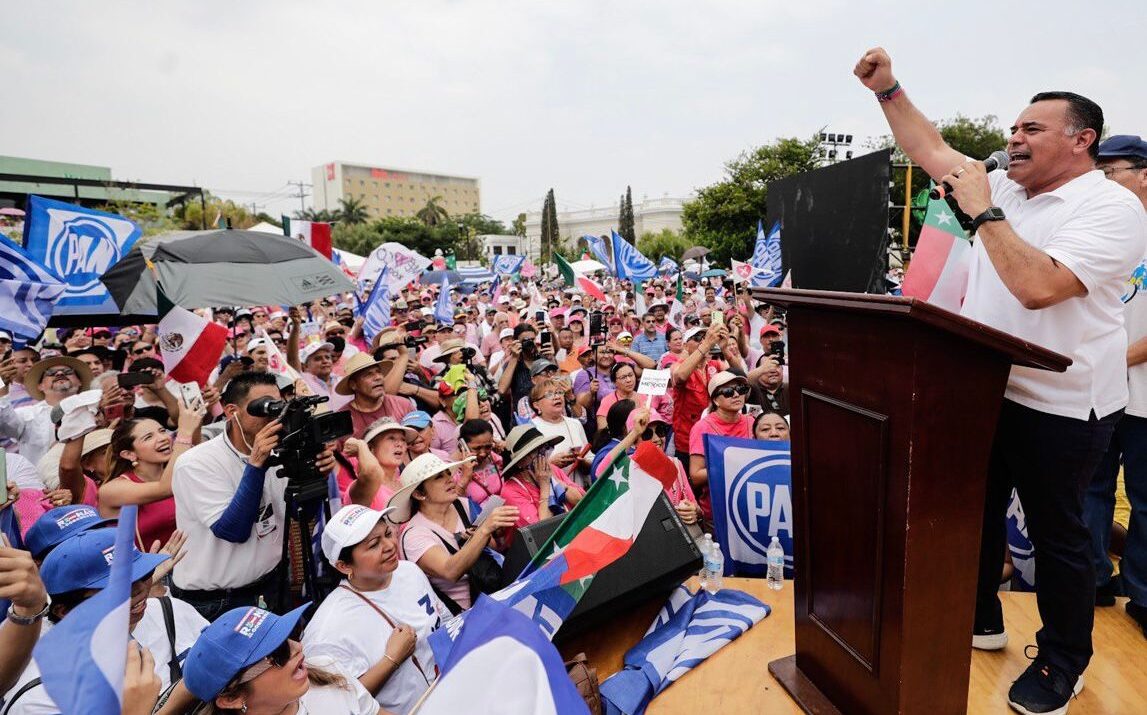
752;220;783;287
492;254;526;275
23;195;141;316
703;434;794;578
610;230;658;281
1006;488;1036;591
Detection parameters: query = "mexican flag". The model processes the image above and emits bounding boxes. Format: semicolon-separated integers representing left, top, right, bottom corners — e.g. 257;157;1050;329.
429;441;679;663
281;216;333;260
667;271;686;324
156;287;229;386
554;252;606;302
901;195;971;312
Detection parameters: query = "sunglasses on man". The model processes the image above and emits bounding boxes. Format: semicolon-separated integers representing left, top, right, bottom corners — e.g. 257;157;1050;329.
44;367;76;378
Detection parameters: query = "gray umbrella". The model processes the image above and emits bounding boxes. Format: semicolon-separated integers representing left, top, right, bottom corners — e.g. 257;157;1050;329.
100;229;355;315
681;246;711;261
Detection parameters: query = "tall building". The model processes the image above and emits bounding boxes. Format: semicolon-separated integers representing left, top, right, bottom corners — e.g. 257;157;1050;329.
311;161;480;220
522;195;688;260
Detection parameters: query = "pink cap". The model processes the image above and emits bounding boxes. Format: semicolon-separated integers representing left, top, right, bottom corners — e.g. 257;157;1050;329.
626;408;668;432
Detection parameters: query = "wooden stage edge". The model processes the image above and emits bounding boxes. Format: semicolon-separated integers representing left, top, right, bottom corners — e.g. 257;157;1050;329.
557;577;1147;714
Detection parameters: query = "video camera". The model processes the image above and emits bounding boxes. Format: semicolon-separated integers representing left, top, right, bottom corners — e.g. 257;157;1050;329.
246;395;353;501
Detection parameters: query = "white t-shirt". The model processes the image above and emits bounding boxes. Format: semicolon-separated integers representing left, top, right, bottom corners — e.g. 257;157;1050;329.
3;597;207;715
1122;258;1147;418
961;170;1147;419
301;563;450;715
531;416;589;455
299;656;380;714
171;431;288;590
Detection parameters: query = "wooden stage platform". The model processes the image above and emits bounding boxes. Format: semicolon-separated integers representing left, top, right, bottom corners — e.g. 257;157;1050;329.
558;577;1146;714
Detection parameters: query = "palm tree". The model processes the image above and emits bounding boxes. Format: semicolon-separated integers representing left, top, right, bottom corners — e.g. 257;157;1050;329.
336;196;370;225
415;196;450;227
293;208;338;222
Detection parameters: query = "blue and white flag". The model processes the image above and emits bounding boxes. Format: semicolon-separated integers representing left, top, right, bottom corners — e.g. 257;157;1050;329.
33;505;138;714
0;235;67;344
419;595;589;715
22;196;141;316
611;230;658;281
434;275;454;325
492;253;526;276
1007;489;1036;591
752;220;783;288
357;266;392;343
583;234;613;270
600;585;769;715
657;256;678;275
703;434;794;578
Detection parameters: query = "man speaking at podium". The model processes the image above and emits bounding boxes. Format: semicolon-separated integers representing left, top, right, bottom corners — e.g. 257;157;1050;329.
855;48;1147;714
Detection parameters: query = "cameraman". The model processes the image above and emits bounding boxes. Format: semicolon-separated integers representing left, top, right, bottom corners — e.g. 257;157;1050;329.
170;371;336;620
496;323;549;409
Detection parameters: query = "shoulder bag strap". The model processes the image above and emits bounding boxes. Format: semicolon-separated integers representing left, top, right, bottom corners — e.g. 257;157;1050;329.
2;678;42;715
336;584;434;685
158;595;181;683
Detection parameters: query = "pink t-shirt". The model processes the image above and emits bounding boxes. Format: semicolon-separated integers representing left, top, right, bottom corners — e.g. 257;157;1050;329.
594;391;668;420
688;412;754;455
501;472;576;528
344;395;416;439
335;457;398;511
464;457;504;506
399;505;473;611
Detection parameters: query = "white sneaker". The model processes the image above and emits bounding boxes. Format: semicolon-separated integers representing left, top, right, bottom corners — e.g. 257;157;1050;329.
972;629;1008;650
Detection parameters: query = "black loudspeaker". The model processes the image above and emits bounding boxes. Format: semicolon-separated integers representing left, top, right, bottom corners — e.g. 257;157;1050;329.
501;491;703;641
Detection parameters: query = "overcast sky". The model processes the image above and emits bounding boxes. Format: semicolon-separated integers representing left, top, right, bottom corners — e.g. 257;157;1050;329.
4;1;1142;225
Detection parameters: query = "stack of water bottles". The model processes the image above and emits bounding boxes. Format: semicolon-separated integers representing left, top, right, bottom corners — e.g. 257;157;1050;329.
698;534;724;594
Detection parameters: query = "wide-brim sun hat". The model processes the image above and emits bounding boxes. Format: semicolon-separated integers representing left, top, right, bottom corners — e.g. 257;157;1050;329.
334;352;391;395
434;338;476;364
500;424;564;476
386;452;475;523
24;355;93;401
362;417;417;446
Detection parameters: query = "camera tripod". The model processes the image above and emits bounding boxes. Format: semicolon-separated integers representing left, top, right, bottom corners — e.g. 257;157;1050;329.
275;469;337;610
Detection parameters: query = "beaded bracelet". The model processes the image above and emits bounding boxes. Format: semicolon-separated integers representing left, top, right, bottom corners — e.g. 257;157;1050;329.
876;81;903;103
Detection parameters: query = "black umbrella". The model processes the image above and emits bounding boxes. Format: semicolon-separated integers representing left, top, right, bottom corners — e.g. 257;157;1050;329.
100;229;355;315
681;246;710;261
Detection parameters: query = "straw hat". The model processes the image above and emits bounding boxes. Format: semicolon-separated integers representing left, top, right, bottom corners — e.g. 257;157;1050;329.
500;424;564;476
24;356;93;401
433;338;476;364
334;352;391;396
386;452;475;523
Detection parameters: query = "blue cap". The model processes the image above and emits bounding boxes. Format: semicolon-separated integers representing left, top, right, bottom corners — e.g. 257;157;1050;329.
401;410;433;429
25;505;115;560
183;603;310;701
1097;135;1147;161
40;529;169;595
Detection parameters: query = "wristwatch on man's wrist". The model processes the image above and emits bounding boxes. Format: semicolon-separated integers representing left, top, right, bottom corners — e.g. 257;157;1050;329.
972;206;1006;233
7;601;50;626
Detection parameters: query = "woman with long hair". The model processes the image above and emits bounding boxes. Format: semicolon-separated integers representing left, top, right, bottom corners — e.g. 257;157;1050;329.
183;603;383;714
99;402;203;549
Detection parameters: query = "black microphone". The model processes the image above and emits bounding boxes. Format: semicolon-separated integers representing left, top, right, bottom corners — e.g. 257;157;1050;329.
929;150;1010;200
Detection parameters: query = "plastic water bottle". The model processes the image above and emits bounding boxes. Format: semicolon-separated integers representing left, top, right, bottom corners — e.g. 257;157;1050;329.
767;536;785;591
705;542;724;594
698;534;715;591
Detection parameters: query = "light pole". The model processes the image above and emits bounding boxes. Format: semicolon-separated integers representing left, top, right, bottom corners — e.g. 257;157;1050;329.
818;132;855;165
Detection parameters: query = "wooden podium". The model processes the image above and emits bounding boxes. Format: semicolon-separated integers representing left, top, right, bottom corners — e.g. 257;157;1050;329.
751;289;1070;715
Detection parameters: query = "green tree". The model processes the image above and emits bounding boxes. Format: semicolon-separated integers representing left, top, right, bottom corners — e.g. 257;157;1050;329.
512;212;527;237
681;136;820;266
100;200;178;237
456;212;509;236
870;114;1008;250
546;189;560;258
637;228;691;263
415;196;450;227
173;193;258;230
336;196;370;225
619;186;636;242
293;207;338;222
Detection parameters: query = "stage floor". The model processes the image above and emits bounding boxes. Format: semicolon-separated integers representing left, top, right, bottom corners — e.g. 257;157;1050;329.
559;577;1146;714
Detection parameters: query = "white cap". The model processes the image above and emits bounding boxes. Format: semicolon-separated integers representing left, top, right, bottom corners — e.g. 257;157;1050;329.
321;505;397;565
0;330;11;341
245;338;272;354
618;331;633;340
299;341;335;363
707;370;748;397
499;327;515;340
497;295;511;304
683;326;706;343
